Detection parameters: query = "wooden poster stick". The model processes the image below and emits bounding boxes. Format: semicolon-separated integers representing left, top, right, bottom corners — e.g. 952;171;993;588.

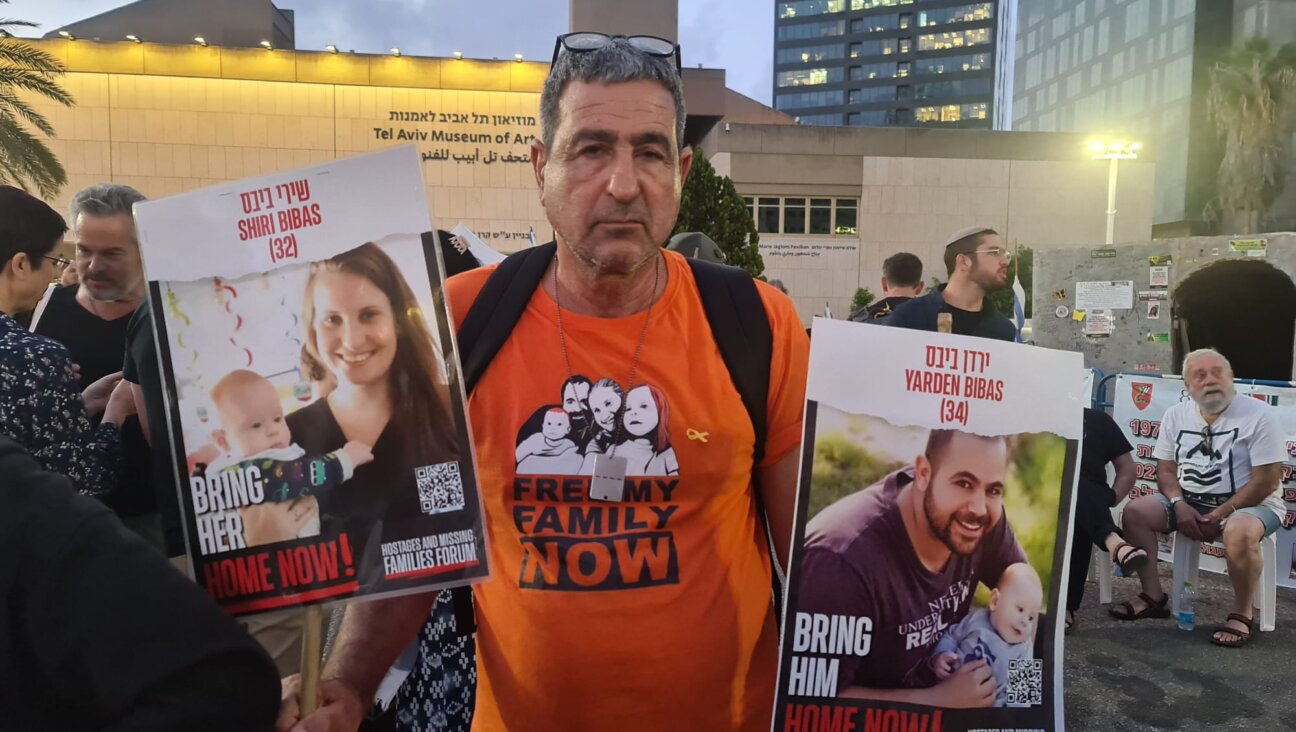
299;604;325;714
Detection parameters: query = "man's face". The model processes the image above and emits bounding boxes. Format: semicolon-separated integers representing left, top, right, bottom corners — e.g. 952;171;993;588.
563;381;591;419
1185;353;1235;413
965;233;1009;291
74;212;143;301
916;433;1009;556
531;79;692;275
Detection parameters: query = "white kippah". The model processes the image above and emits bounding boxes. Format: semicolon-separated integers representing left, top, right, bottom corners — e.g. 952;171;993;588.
945;226;994;248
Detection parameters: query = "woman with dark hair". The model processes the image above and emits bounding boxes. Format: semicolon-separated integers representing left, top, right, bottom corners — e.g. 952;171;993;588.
0;185;132;495
278;242;460;587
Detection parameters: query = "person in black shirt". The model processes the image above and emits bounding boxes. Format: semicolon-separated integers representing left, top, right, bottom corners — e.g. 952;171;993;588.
0;436;280;731
25;183;164;547
1065;407;1139;632
851;251;924;321
881;226;1017;341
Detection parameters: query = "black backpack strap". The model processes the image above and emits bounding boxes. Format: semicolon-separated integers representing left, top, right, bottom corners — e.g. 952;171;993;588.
456;241;558;394
685;259;772;462
449;241;556;637
684;259;784;619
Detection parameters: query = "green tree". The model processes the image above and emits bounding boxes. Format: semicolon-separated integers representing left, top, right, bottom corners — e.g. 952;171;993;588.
0;2;74;198
987;246;1032;320
1205;38;1296;234
850;287;875;314
673;146;764;276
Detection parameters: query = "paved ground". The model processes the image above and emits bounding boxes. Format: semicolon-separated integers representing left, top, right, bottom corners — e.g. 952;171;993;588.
1064;562;1296;731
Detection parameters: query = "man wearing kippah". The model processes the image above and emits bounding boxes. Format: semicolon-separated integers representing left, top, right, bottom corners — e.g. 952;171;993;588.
880;226;1016;341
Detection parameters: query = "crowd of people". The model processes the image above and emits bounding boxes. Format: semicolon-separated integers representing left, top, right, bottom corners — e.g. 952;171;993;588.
0;31;1287;732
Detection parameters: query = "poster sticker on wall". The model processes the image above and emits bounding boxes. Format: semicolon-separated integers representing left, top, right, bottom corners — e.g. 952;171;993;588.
1085;309;1114;335
1148;255;1172;265
1230;238;1268;257
1075;281;1134;310
1149;266;1169;287
1146;301;1161;319
1055;305;1070;319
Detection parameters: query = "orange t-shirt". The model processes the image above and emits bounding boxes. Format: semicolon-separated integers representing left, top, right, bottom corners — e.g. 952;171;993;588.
445;250;809;732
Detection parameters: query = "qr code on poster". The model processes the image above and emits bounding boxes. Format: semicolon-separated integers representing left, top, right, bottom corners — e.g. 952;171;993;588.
1006;658;1043;706
415;461;464;515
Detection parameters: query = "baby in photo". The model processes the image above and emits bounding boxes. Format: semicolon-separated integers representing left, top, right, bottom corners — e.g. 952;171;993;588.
206;369;373;536
516;408;582;474
930;562;1043;707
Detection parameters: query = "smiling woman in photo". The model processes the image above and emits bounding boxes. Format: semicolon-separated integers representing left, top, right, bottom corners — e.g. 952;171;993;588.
247;242;459;586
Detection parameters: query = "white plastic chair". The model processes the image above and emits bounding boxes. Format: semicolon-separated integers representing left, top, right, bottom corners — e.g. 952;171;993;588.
1171;534;1278;632
1089;544;1115;604
1085;503;1126;605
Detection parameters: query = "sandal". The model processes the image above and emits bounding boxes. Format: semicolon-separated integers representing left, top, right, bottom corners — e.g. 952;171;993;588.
1064;610;1075;635
1211;613;1254;648
1111;541;1150;574
1109;591;1170;621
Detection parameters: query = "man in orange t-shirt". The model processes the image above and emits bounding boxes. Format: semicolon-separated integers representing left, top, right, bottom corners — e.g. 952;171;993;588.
279;33;808;732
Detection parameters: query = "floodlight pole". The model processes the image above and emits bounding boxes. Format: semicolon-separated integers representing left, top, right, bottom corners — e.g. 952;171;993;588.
1105;156;1119;246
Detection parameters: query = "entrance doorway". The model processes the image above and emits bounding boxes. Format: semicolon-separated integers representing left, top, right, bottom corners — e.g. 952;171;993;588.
1171;259;1296;380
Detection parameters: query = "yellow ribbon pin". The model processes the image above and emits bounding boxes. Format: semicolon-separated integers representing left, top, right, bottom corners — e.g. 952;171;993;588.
686;428;709;443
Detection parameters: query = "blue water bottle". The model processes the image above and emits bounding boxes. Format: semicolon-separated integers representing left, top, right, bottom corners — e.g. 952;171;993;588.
1176;581;1196;631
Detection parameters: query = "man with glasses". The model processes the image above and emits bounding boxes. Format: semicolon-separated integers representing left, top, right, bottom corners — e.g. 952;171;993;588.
20;183;168;550
0;185;132;495
881;226;1016;340
1110;349;1285;648
279;33;808;732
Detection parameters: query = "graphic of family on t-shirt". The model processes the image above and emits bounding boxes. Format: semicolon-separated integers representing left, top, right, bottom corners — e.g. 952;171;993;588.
514;375;680;477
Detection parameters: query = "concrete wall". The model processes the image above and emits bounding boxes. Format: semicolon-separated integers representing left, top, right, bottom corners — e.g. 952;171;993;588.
704;123;1157;323
569;0;678;42
46;0;293;49
1034;234;1296;380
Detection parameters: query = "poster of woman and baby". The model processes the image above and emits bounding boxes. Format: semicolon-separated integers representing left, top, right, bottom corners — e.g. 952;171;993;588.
776;319;1083;732
135;147;488;616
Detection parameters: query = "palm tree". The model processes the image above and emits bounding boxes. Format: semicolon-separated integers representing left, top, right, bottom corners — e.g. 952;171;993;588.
1205;38;1296;234
0;0;74;198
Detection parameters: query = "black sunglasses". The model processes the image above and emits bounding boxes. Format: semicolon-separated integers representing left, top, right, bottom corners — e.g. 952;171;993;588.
551;32;682;74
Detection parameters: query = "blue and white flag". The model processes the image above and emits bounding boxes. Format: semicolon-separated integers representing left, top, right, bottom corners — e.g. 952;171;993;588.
1012;272;1027;343
527;226;537;248
823;301;833;319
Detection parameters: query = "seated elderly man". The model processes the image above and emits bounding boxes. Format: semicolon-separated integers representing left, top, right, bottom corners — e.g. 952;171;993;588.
1110;349;1286;647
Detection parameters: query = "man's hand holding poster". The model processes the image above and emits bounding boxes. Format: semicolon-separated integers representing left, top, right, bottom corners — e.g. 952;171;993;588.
134;146;488;615
776;319;1082;732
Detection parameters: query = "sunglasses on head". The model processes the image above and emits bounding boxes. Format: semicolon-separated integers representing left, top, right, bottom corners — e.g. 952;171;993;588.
551;32;682;74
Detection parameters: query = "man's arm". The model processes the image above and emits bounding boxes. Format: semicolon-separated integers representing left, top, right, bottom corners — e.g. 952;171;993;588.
1155;459;1185;499
128;381;151;444
839;660;994;708
1111;452;1137;501
1156;459;1205;540
757;448;799;572
278;593;437;732
1209;463;1282;520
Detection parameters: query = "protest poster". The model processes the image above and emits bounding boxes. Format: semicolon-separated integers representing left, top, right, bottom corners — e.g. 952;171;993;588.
1112;374;1296;587
775;318;1082;732
134;146;489;615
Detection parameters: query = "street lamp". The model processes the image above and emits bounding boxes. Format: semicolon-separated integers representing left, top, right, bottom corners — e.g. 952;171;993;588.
1089;140;1141;245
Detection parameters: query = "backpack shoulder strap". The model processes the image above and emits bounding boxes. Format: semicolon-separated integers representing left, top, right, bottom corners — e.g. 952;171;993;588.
456;241;557;395
685;258;772;463
685;258;783;619
450;240;554;637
